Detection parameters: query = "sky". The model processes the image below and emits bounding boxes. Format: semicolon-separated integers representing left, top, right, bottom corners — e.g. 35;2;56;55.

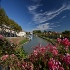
1;0;70;32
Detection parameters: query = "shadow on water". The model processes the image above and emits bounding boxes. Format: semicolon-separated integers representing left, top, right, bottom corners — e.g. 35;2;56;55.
23;35;50;54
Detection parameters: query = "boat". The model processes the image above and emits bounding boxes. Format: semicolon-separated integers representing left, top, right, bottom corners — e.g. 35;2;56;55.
29;35;32;41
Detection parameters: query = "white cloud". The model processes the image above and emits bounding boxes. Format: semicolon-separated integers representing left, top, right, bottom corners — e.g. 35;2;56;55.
28;4;41;11
28;1;70;24
61;16;66;19
50;25;60;27
28;1;70;30
33;23;60;30
33;23;52;30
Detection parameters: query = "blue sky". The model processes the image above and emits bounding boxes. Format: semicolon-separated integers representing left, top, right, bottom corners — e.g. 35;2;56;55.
1;0;70;32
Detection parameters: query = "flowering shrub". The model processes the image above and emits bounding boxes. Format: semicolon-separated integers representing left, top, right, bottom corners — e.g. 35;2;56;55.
21;61;33;70
63;53;70;65
28;38;70;70
0;35;4;39
0;35;70;70
1;54;9;61
0;54;21;70
0;34;15;56
48;58;64;70
0;35;27;70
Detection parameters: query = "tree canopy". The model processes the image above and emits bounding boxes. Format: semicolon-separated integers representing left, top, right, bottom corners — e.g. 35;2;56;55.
62;30;70;38
0;8;22;32
33;30;42;34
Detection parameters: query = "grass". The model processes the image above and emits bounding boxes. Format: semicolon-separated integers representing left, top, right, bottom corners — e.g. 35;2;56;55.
38;35;57;45
19;38;29;45
46;38;57;45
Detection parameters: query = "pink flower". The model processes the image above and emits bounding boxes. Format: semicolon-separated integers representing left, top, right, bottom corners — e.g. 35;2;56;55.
59;67;64;70
0;35;4;39
68;42;70;46
62;38;70;47
33;50;38;56
40;47;46;54
48;58;62;70
22;62;33;70
50;46;58;56
63;53;70;65
59;54;64;60
57;38;61;44
10;54;15;57
1;55;9;61
22;62;27;69
52;49;58;56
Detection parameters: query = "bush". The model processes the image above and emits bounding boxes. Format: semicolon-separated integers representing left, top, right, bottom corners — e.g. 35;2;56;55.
0;35;70;70
28;38;70;70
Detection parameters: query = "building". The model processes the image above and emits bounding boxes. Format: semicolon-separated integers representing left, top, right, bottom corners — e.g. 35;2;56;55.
17;31;26;37
0;24;17;37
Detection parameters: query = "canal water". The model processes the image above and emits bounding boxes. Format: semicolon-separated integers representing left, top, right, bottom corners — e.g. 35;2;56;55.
23;35;50;54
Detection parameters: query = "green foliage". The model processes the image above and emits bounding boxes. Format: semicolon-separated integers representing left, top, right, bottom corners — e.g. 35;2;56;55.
33;30;42;34
0;37;12;54
19;38;28;45
0;8;22;32
62;30;70;34
62;30;70;38
15;46;27;59
0;35;70;70
0;35;26;58
0;35;27;70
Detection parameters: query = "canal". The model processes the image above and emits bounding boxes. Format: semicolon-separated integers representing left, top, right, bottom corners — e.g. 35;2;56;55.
23;35;50;54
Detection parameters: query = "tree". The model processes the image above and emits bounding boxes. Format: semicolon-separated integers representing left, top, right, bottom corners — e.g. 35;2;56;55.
62;30;70;38
33;30;41;34
0;8;22;32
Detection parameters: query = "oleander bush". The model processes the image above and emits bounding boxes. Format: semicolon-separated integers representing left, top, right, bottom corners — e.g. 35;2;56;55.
0;35;27;70
0;35;70;70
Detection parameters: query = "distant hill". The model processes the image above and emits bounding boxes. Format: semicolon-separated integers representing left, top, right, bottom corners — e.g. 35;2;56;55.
0;8;22;32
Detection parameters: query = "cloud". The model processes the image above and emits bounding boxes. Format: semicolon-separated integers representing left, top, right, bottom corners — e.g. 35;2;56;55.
50;25;60;27
61;16;66;19
28;4;41;11
28;1;70;24
33;23;52;30
33;23;60;30
28;1;70;30
28;22;32;24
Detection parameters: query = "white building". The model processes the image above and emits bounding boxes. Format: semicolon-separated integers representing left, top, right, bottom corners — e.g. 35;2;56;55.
0;24;17;37
17;31;26;37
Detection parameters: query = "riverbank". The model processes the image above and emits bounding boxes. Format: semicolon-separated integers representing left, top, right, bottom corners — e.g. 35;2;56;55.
6;37;29;45
19;38;29;45
38;35;57;45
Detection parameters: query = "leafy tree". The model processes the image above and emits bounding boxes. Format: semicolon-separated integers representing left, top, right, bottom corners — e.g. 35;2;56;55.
33;30;41;34
0;8;22;32
62;30;70;38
